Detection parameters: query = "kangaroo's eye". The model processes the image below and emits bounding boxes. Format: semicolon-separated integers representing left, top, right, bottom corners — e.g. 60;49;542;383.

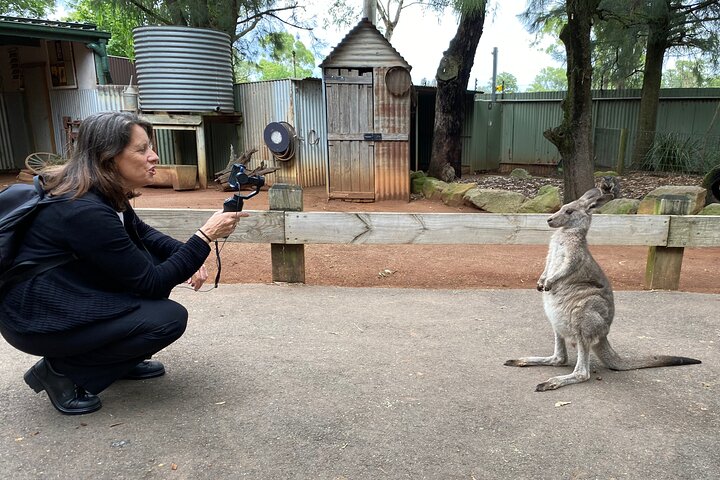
566;209;574;214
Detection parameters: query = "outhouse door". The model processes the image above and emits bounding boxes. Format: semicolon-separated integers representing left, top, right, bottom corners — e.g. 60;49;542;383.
325;69;375;200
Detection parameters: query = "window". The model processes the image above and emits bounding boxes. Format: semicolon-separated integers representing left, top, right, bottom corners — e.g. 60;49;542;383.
46;40;77;88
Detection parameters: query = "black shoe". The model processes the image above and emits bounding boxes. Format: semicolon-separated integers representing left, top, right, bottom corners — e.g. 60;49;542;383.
122;360;165;380
23;359;102;415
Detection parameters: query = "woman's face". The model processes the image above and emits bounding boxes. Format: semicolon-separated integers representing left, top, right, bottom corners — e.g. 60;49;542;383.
115;124;159;190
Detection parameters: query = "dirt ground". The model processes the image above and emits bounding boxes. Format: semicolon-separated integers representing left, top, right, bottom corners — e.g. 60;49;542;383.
3;173;718;293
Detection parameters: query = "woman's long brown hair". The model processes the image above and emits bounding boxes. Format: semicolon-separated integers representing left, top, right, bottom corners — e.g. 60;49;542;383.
43;111;154;211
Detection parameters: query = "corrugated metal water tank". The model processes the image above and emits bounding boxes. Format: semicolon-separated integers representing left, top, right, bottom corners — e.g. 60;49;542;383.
133;26;234;113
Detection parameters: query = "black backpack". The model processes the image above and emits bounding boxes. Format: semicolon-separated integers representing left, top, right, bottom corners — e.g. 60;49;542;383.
0;176;74;291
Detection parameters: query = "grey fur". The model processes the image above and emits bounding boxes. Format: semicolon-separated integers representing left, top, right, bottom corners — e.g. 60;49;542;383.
598;175;621;198
504;188;701;391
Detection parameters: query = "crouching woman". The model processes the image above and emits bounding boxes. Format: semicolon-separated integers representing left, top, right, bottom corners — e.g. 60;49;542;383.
0;111;244;415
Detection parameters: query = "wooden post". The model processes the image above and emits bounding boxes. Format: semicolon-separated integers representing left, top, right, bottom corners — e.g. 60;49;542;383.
269;184;305;283
616;128;628;175
645;195;690;290
195;120;207;189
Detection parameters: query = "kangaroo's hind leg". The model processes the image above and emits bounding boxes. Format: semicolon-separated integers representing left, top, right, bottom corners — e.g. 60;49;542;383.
505;330;569;367
535;339;592;391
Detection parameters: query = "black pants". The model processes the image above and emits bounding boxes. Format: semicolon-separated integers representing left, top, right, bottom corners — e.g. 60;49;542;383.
0;298;187;394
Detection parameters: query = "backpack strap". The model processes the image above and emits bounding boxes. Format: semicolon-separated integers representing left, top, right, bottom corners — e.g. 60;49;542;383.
0;254;78;295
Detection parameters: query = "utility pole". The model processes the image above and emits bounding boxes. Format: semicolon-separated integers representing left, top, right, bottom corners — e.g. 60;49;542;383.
491;47;498;103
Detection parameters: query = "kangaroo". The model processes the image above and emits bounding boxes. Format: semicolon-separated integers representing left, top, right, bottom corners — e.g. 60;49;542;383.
598;175;621;198
505;187;701;391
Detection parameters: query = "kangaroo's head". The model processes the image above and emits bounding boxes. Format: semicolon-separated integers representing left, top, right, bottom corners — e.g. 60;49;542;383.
547;188;613;230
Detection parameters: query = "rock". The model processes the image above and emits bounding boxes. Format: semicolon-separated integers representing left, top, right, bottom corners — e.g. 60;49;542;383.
441;183;476;207
518;185;561;213
594;170;619;177
421;178;449;200
412;175;428;195
410;170;426;180
509;168;531;179
596;198;640;215
637;186;707;215
698;203;720;215
464;188;528;213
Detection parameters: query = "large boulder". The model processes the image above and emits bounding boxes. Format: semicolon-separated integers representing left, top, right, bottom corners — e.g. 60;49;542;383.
637;186;707;215
517;185;561;213
464;188;528;213
509;168;531;179
596;198;641;215
442;183;476;207
421;178;449;200
412;175;429;195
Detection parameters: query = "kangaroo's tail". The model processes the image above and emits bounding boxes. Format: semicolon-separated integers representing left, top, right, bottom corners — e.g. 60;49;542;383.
592;337;701;371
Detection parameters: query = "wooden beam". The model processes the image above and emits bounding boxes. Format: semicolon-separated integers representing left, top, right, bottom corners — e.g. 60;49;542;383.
283;212;669;246
135;208;285;243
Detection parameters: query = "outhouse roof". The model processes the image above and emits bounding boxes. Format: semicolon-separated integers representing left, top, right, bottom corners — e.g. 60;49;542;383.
319;18;411;70
0;16;110;45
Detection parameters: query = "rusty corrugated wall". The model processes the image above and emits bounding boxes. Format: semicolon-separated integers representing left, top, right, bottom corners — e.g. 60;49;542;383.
233;79;326;188
373;66;410;200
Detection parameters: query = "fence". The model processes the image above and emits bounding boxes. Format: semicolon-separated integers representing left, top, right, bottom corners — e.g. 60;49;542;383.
136;185;720;291
470;88;720;175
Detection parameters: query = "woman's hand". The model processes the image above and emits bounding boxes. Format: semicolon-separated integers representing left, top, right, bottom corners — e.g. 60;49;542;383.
188;264;208;291
198;211;248;242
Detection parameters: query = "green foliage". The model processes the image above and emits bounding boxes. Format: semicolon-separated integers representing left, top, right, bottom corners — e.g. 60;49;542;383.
641;132;720;174
66;0;139;58
528;66;567;92
489;71;518;93
236;31;316;81
662;59;720;88
0;0;55;17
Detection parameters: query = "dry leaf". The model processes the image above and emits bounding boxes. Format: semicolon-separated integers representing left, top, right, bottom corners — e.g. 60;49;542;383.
554;401;571;407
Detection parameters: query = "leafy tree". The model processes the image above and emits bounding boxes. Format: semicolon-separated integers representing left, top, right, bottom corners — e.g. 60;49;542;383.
0;0;55;17
662;59;715;88
63;0;311;81
255;31;315;79
489;71;518;93
600;1;720;165
66;0;138;58
325;0;445;40
528;66;567;92
524;0;600;202
427;0;487;180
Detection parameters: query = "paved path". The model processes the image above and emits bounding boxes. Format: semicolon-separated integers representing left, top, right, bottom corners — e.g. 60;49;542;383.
1;285;717;479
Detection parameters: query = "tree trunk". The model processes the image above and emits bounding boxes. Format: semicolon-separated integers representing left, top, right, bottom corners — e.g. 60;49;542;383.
427;7;486;180
630;2;671;167
543;0;598;202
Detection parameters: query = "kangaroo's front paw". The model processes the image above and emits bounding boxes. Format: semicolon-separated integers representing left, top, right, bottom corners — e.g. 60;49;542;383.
536;282;544;291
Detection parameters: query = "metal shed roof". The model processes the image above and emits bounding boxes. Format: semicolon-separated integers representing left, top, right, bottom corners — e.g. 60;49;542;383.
319;18;411;70
0;16;110;44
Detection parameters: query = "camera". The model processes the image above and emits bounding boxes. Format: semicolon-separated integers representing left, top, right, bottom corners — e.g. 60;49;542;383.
222;163;265;212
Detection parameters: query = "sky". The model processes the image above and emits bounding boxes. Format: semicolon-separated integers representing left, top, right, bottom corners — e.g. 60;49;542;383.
299;2;562;91
51;1;561;91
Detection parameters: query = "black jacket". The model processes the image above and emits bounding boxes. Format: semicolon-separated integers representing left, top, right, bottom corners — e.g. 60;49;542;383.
0;191;210;334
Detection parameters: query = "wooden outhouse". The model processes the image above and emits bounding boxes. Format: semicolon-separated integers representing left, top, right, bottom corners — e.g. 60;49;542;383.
320;18;412;201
